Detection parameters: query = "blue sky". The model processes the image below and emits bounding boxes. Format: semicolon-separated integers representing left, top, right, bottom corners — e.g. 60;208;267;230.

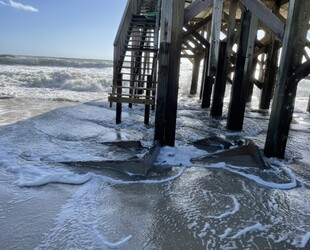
0;0;127;59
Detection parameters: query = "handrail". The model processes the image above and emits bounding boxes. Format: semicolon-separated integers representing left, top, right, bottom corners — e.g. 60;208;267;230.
113;0;141;86
114;0;140;46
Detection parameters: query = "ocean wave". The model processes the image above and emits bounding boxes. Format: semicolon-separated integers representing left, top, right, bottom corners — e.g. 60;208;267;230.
1;65;112;93
0;55;112;69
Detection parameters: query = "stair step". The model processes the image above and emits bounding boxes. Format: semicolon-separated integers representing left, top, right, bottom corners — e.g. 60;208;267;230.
115;79;157;84
125;48;156;52
111;86;156;91
108;96;155;105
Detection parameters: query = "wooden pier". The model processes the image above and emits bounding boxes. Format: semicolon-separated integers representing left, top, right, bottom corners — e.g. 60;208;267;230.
109;0;310;159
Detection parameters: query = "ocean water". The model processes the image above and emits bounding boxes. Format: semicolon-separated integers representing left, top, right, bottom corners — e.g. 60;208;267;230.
0;55;310;249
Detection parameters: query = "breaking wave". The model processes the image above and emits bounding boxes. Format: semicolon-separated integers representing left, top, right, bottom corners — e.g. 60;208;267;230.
0;54;112;69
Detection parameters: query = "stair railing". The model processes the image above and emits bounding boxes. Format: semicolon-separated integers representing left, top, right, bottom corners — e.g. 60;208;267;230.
113;0;141;82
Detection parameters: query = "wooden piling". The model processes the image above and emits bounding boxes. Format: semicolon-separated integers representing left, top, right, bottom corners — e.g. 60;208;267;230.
227;10;258;130
208;0;224;76
116;73;123;124
264;0;310;158
190;55;201;95
307;95;310;113
259;2;281;110
154;0;185;146
201;22;213;108
144;76;152;125
211;42;227;117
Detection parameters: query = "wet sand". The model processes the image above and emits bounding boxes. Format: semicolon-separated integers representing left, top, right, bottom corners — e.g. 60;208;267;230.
0;97;310;249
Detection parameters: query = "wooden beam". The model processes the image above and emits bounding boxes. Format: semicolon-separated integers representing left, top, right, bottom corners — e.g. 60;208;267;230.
208;0;224;75
211;42;227;117
239;0;284;41
264;0;310;158
227;10;258;130
192;30;210;48
190;55;201;95
154;0;185;146
184;0;213;23
183;14;212;38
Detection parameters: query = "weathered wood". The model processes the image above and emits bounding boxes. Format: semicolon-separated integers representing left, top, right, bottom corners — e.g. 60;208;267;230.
239;0;284;40
259;2;281;110
154;0;185;146
209;0;237;115
201;21;213;108
116;74;123;124
264;0;310;158
190;55;201;95
307;95;310;113
109;96;155;105
201;76;213;108
183;14;212;39
227;10;258;130
211;42;227;117
144;76;152;125
208;0;224;76
184;0;213;23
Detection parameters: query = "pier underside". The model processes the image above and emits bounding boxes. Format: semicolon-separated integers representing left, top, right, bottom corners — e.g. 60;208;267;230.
111;0;310;159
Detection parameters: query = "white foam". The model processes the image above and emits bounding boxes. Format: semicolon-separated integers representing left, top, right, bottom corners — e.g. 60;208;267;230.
96;234;133;249
206;163;297;190
16;172;93;187
292;232;310;248
231;223;270;239
155;145;207;167
220;228;233;240
207;195;240;219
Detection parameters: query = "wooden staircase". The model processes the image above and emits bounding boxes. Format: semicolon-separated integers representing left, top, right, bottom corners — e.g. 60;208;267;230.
109;0;160;124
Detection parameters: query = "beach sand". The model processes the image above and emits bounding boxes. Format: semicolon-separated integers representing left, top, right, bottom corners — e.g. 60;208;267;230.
0;95;310;249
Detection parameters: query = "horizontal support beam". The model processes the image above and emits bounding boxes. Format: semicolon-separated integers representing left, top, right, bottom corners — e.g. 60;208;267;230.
240;0;285;40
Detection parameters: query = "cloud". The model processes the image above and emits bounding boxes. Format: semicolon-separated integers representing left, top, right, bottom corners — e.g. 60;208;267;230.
0;0;38;12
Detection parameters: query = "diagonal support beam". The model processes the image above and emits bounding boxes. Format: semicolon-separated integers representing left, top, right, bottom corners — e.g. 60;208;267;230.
240;0;284;41
184;0;213;23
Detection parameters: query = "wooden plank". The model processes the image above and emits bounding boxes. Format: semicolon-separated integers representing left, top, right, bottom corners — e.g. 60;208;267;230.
239;0;284;40
264;0;310;158
208;0;224;76
184;0;213;23
109;96;155;105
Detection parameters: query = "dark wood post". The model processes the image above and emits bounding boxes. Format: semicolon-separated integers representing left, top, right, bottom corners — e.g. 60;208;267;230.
211;42;227;117
210;0;238;115
208;0;224;75
144;75;152;125
227;10;258;130
307;95;310;113
259;2;281;110
190;55;201;95
154;0;185;146
201;22;213;108
116;73;123;124
264;0;310;158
